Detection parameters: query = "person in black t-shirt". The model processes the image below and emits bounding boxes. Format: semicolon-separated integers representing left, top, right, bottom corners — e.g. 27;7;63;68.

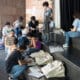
6;41;31;80
28;16;39;31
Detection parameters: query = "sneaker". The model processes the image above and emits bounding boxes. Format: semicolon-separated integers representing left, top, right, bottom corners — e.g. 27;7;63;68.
8;77;13;80
63;44;69;47
8;74;13;80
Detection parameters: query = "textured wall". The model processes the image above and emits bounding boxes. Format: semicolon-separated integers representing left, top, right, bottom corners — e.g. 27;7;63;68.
26;0;53;23
0;0;25;30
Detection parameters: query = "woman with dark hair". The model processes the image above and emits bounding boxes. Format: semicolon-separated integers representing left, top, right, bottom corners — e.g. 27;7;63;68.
26;31;41;55
63;12;80;47
28;16;39;31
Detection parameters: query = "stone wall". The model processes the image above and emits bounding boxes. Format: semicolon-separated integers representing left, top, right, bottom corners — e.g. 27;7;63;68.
0;0;25;30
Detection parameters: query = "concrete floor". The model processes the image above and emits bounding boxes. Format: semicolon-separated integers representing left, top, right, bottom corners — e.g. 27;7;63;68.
0;50;8;80
0;45;80;80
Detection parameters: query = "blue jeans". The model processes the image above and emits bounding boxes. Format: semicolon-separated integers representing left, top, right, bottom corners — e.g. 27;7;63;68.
65;31;80;45
10;65;28;80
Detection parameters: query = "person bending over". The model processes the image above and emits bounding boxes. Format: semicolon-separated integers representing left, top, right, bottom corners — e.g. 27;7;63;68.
26;32;41;55
6;42;31;80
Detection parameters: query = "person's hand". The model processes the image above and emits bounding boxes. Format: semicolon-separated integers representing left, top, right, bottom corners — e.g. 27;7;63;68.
27;58;33;63
71;28;76;32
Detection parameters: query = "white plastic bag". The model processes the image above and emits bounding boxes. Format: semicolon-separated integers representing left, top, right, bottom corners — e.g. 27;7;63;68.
41;60;65;78
30;50;53;65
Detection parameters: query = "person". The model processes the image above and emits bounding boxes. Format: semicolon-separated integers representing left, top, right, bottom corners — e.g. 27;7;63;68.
13;16;24;38
28;16;39;31
26;32;41;55
2;22;13;43
2;22;13;53
49;17;55;32
5;30;16;60
13;16;23;29
63;12;80;47
21;26;29;36
42;1;52;42
6;40;31;80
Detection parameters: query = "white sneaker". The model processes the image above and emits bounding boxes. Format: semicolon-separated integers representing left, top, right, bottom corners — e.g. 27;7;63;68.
63;44;69;47
8;74;13;80
8;77;13;80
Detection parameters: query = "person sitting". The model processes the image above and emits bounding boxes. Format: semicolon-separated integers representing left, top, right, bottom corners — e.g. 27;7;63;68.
13;16;24;38
21;26;29;36
63;12;80;47
2;22;13;44
5;30;17;60
28;16;39;31
6;41;31;80
32;30;42;42
26;32;41;55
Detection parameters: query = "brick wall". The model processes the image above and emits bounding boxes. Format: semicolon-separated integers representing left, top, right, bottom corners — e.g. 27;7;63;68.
0;0;25;30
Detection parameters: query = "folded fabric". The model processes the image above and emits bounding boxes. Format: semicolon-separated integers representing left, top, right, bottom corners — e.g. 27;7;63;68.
41;60;65;78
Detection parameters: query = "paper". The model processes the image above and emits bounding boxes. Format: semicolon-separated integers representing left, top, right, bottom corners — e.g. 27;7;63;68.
29;66;41;72
49;46;64;53
28;66;44;78
28;71;44;78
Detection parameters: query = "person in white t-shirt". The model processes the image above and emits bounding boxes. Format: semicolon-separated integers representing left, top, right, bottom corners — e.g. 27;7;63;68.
63;12;80;47
13;16;23;38
13;16;23;29
2;22;13;43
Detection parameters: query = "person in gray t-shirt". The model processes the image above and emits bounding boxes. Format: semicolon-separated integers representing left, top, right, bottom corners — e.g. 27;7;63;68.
42;1;52;42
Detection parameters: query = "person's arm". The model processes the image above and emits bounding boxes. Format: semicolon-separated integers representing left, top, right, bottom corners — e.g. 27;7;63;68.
18;59;31;65
71;19;78;32
32;38;36;48
71;27;77;32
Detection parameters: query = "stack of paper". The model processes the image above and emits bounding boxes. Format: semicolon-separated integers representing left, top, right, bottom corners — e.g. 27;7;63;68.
28;66;44;78
49;46;64;53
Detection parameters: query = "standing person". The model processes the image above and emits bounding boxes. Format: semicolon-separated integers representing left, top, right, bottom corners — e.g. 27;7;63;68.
42;1;52;43
63;12;80;47
28;16;39;32
6;41;31;80
13;16;24;38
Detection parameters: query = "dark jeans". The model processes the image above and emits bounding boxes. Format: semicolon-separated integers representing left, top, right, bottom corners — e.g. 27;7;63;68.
27;48;40;56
